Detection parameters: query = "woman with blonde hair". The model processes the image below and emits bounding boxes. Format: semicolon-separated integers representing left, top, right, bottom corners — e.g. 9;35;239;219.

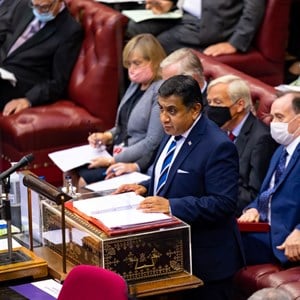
75;34;166;187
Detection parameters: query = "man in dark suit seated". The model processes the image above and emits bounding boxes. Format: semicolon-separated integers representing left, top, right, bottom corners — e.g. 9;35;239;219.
126;0;266;56
114;75;245;300
238;93;300;266
206;75;278;216
0;0;83;115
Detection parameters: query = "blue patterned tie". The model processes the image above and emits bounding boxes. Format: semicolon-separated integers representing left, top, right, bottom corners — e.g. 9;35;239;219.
156;136;181;195
258;149;288;222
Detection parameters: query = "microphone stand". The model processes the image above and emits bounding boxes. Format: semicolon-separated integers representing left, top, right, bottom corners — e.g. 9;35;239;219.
23;174;72;273
0;177;30;265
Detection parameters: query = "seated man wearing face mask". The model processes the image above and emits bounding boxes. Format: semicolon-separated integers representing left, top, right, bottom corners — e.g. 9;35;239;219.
206;75;278;216
238;93;300;267
0;0;83;115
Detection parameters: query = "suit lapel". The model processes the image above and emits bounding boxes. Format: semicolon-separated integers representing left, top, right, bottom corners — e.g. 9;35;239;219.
273;143;300;192
157;116;206;196
235;113;255;156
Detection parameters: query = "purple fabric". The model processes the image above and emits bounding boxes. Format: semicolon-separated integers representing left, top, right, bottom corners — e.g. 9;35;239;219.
11;283;56;300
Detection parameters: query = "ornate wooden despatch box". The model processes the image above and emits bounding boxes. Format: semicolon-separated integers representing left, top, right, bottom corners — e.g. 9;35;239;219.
41;199;192;282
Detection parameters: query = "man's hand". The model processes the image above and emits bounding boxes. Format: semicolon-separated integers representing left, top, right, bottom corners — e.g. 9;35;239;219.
203;42;237;57
138;196;170;214
277;229;300;262
113;183;147;195
2;98;31;116
237;208;260;223
146;0;174;14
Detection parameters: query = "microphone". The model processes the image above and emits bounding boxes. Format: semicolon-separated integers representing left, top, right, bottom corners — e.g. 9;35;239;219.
0;154;34;181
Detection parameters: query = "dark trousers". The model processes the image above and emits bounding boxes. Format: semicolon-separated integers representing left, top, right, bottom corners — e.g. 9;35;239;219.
181;277;234;300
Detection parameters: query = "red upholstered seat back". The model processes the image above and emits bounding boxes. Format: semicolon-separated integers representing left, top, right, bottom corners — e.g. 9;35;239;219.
195;51;277;123
254;0;290;64
66;0;127;129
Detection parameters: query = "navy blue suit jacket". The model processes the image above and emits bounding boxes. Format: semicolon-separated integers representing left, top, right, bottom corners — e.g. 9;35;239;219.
147;115;244;282
247;142;300;265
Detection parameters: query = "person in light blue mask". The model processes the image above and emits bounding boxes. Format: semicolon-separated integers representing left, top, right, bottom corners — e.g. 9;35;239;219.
0;0;83;115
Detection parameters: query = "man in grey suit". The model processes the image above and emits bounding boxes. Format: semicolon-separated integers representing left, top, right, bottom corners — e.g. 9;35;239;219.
206;75;278;216
0;0;83;115
127;0;266;55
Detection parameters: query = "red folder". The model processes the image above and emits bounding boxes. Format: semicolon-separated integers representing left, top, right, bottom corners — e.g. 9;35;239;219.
65;201;182;236
238;221;270;232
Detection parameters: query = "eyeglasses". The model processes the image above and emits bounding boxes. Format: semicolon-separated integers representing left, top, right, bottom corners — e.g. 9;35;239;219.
29;0;56;13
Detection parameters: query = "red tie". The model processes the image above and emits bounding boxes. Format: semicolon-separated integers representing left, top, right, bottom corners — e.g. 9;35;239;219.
228;131;235;141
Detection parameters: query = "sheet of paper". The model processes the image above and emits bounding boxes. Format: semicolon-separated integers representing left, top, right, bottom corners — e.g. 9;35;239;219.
32;279;62;298
85;171;150;192
73;192;144;214
122;9;182;23
0;67;17;86
73;192;171;229
275;84;300;92
48;144;112;172
0;238;22;250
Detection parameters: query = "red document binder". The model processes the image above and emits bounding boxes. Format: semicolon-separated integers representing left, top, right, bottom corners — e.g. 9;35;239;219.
65;201;182;236
238;221;270;232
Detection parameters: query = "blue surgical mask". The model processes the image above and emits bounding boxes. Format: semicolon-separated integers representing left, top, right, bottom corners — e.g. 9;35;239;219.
33;8;55;23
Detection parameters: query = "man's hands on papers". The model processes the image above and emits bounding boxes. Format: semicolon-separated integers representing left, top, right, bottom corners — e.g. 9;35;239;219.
72;192;171;229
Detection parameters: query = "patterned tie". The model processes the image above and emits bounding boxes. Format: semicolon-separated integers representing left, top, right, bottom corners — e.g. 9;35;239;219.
156;136;182;195
8;20;41;55
258;149;288;222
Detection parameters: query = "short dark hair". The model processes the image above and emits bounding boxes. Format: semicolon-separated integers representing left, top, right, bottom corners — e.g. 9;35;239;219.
292;95;300;114
158;75;203;109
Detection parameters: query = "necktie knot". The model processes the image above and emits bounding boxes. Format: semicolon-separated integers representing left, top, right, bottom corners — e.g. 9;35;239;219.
228;131;235;141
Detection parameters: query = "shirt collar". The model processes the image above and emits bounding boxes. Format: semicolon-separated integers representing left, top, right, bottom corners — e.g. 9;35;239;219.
231;112;250;137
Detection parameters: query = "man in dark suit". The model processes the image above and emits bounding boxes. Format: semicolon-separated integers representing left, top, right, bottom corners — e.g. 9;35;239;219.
0;0;83;115
127;0;266;55
115;75;244;300
160;47;208;106
238;93;300;266
206;75;278;216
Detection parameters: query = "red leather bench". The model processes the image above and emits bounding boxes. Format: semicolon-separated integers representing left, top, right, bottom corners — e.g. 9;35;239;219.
0;0;128;186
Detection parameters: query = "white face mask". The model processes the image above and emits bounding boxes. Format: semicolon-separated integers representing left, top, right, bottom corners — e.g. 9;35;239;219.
270;122;295;146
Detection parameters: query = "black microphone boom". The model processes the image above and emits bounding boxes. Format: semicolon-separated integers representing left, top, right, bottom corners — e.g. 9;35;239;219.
0;154;34;181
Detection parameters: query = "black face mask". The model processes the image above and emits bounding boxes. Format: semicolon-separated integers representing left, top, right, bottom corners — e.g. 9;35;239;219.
206;106;232;127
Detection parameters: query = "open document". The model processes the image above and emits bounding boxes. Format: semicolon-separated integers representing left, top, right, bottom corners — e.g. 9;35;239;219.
122;9;182;23
48;144;112;172
85;171;150;192
66;192;175;235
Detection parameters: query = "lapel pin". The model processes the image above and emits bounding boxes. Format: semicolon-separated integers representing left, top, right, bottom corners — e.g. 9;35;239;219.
188;140;192;146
